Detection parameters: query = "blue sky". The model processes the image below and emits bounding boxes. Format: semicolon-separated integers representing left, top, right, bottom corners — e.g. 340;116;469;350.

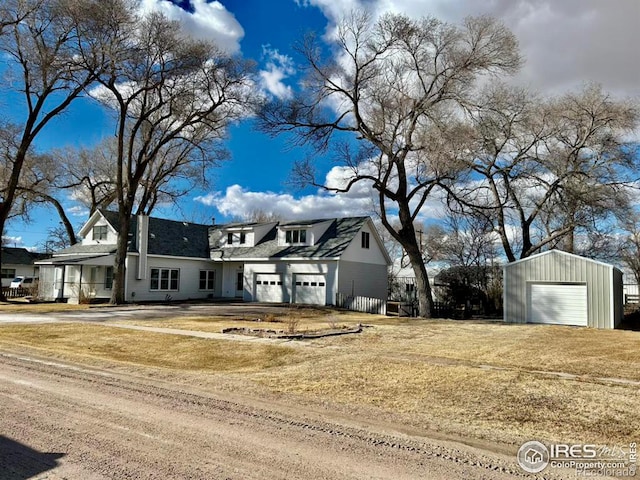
4;0;640;249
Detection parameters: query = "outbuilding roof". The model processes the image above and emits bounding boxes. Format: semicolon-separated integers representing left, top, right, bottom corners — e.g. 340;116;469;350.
503;249;621;271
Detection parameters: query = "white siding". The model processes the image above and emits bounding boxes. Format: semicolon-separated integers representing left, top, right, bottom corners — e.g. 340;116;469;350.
1;264;39;287
341;222;388;265
337;260;388;301
125;256;222;302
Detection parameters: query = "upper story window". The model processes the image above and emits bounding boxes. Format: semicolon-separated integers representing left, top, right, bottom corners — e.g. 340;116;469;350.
227;231;247;245
361;231;370;249
285;229;307;244
93;225;108;241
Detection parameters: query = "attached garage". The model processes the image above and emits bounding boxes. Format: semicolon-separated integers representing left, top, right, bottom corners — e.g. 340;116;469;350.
293;274;326;306
504;250;623;329
254;274;284;303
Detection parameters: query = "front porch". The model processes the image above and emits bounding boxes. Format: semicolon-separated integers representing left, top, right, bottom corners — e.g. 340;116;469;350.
38;256;114;304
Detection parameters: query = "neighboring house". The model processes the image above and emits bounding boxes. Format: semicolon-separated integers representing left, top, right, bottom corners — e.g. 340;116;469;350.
503;250;623;329
37;210;390;305
1;247;47;288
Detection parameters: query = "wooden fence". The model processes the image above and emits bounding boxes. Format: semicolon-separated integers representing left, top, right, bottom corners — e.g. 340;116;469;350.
1;287;32;299
335;293;386;315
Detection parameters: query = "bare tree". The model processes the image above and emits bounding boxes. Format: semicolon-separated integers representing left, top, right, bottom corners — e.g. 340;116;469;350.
0;0;98;299
71;0;256;304
259;12;520;317
448;84;639;262
620;218;640;285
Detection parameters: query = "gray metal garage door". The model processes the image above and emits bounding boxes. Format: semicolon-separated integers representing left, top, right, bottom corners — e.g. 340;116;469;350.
254;274;284;303
293;275;326;306
528;283;588;326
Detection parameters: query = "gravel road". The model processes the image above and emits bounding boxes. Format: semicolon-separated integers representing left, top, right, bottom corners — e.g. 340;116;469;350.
0;351;555;480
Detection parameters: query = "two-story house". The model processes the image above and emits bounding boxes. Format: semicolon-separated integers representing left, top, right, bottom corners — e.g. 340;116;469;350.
37;210;390;305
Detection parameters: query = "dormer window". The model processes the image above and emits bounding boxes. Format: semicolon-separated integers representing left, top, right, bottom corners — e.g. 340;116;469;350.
93;225;108;241
226;231;248;246
286;229;306;244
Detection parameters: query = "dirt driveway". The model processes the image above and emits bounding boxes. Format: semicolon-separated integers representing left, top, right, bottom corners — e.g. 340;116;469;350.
0;351;546;480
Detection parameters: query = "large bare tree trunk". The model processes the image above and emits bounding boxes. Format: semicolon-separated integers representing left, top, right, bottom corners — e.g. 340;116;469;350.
110;208;131;305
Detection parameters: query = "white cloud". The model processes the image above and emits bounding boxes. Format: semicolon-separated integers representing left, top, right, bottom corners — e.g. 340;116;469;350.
2;235;23;247
300;0;640;98
195;183;376;220
258;47;296;100
68;206;90;218
140;0;244;53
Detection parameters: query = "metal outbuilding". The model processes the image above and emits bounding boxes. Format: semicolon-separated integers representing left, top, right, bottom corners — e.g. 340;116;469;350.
503;250;623;329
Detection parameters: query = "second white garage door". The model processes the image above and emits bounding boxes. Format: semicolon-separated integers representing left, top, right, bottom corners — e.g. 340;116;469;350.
254;274;284;303
294;275;326;306
528;283;588;326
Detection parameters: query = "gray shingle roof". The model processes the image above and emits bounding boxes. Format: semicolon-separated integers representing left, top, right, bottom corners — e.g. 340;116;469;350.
142;216;210;258
209;217;368;260
52;212;371;261
57;211;212;259
1;247;47;265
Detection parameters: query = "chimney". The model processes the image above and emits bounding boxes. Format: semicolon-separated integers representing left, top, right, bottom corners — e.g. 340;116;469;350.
136;215;149;280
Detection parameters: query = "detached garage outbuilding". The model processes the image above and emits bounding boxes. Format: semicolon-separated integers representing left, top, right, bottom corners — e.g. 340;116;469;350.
503;250;623;329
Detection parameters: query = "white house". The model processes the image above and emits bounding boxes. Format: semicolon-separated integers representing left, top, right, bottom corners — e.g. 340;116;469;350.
1;247;47;288
37;210;390;306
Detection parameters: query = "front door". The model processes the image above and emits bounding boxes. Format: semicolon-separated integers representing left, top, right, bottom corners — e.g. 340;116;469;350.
235;271;244;298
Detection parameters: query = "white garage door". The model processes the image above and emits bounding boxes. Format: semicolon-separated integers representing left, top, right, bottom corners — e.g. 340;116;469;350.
254;274;284;303
528;283;588;326
294;275;326;306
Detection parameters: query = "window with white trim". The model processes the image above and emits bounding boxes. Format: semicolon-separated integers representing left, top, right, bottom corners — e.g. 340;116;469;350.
150;268;179;291
285;229;307;244
93;225;108;241
105;267;113;289
199;270;215;290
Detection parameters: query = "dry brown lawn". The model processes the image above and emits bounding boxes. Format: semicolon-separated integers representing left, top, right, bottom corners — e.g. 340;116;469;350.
0;323;298;372
1;312;638;448
0;302;89;314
